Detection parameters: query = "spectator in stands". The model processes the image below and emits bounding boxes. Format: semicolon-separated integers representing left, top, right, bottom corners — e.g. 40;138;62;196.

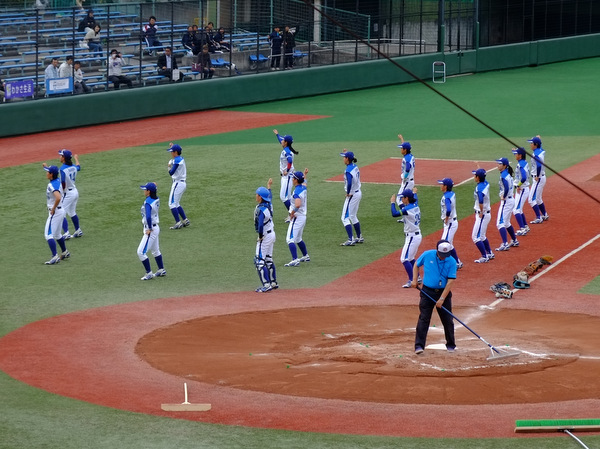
283;25;296;70
73;61;91;94
84;24;103;53
195;45;214;79
213;27;230;52
157;47;183;82
181;25;197;55
45;58;60;82
192;24;206;52
77;9;96;33
76;0;85;10
269;26;283;71
205;22;218;52
143;16;162;56
59;55;74;78
0;77;5;103
107;49;133;89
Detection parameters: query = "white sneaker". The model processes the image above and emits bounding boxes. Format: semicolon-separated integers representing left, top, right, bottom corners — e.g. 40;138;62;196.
340;239;355;246
457;261;463;269
62;232;72;240
495;243;510;252
522;225;530;235
530;217;543;224
154;268;167;277
487;252;495;260
353;236;364;244
474;257;488;263
60;250;70;260
284;259;300;267
45;255;60;265
72;229;83;238
299;255;311;262
141;272;154;280
509;239;519;247
402;281;412;288
542;214;550;221
183;218;191;227
170;222;183;230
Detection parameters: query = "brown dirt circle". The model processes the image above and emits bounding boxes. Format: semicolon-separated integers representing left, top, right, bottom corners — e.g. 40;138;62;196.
136;305;598;406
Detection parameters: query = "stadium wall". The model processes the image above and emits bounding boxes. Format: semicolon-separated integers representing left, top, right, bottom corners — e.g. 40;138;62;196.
1;33;599;138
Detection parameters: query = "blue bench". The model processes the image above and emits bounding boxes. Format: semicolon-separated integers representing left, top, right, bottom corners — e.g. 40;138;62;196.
249;54;268;69
237;40;270;51
293;50;308;64
0;58;23;65
142;74;167;86
0;36;17;42
0;62;39;75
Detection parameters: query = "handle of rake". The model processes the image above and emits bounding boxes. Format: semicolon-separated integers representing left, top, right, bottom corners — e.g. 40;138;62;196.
416;286;501;354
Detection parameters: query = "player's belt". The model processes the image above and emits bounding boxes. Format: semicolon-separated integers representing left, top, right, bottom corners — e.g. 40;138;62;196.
266;229;272;234
178;180;186;182
354;189;360;193
49;206;62;210
405;231;420;236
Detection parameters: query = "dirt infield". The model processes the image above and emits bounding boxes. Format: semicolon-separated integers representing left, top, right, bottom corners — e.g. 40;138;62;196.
0;115;599;439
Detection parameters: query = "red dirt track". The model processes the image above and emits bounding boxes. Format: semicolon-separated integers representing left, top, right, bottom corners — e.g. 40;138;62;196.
0;114;599;439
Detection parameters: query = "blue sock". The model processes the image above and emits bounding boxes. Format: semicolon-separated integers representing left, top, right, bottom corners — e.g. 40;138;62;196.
507;226;517;240
476;241;486;257
353;222;361;238
532;204;540;218
142;258;151;273
297;240;307;256
517;213;525;228
155;254;164;270
283;200;291;210
57;237;66;252
72;215;80;230
450;248;459;262
499;228;508;244
288;242;298;260
483;239;492;253
402;260;413;281
521;213;528;226
345;224;353;240
539;203;547;215
62;217;69;233
177;206;187;220
170;208;180;222
48;239;57;256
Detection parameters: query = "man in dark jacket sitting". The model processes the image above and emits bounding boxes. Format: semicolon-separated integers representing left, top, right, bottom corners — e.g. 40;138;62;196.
157;47;183;82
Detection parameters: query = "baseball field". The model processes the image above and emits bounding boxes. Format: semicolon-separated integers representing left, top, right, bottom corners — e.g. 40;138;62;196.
0;56;599;448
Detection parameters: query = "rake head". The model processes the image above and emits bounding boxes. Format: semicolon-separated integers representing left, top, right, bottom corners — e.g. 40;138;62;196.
487;346;520;361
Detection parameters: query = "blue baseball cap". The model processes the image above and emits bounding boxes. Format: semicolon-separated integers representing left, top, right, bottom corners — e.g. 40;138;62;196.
44;165;59;175
472;168;486;178
495;157;509;166
397;142;412;150
283;135;293;144
527;136;542;146
256;186;271;202
58;149;72;158
140;182;157;192
340;151;354;159
512;147;526;156
292;171;304;183
399;189;414;200
167;144;182;153
437;178;453;187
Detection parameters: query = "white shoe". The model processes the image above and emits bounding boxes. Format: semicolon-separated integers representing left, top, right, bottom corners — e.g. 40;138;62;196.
340;239;355;246
183;218;191;227
284;259;300;267
402;282;412;288
530;218;543;224
474;257;488;263
495;243;510;252
542;214;550;221
60;250;70;260
509;239;519;247
141;272;154;280
62;232;72;240
170;222;183;230
457;261;463;269
154;268;167;277
487;252;495;260
353;236;364;244
284;216;291;223
72;229;83;238
45;255;60;265
522;225;530;235
299;255;310;262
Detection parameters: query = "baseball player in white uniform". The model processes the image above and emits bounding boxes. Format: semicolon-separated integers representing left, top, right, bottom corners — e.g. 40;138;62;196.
57;149;83;239
396;134;415;208
438;178;463;269
527;135;549;223
273;129;298;218
166;143;190;230
138;182;166;280
494;157;519;252
471;168;494;263
340;151;363;246
391;188;422;288
284;169;310;267
42;165;69;264
254;178;277;292
512;147;531;235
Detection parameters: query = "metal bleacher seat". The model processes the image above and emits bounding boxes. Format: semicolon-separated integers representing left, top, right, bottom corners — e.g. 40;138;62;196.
249;53;268;70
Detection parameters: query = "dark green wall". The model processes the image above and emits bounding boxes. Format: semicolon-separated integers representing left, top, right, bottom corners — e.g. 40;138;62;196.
1;33;599;137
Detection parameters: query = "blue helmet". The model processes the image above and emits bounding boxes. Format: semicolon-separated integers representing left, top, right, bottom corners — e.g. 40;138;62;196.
256;186;271;202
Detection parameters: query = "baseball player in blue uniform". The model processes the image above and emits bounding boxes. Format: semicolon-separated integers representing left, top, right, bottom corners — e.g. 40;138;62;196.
340;151;363;246
166;143;190;230
437;178;462;269
494;157;519;252
254;178;277;292
527;135;549;223
391;188;422;288
512;147;531;235
138;182;166;280
284;169;310;267
471;168;494;263
56;149;83;239
396;134;415;208
273;129;298;219
43;165;69;264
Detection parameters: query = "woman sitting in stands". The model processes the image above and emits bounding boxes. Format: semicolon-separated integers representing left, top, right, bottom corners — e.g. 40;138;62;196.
84;24;102;53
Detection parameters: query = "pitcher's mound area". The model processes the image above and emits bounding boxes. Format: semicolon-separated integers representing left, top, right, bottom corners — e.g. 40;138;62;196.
137;305;598;406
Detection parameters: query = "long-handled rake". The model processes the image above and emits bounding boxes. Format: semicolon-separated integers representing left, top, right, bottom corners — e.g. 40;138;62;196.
418;287;520;361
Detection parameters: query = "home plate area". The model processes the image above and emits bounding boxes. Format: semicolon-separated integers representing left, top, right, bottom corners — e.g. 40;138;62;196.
136;305;599;407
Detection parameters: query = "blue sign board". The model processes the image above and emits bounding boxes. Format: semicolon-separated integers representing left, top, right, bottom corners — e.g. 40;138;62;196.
45;77;73;95
5;79;35;99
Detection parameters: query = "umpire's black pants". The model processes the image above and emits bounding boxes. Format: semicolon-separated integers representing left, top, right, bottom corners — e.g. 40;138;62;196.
415;286;456;351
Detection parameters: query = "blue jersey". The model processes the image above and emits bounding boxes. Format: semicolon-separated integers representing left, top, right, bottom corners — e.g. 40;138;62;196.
292;184;307;216
440;191;457;220
254;200;274;237
169;155;186;182
402;153;415;181
474;181;491;212
141;197;160;228
344;163;361;194
276;134;294;174
60;163;80;191
498;169;514;200
391;195;421;234
46;178;63;209
515;159;530;188
531;147;546;177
